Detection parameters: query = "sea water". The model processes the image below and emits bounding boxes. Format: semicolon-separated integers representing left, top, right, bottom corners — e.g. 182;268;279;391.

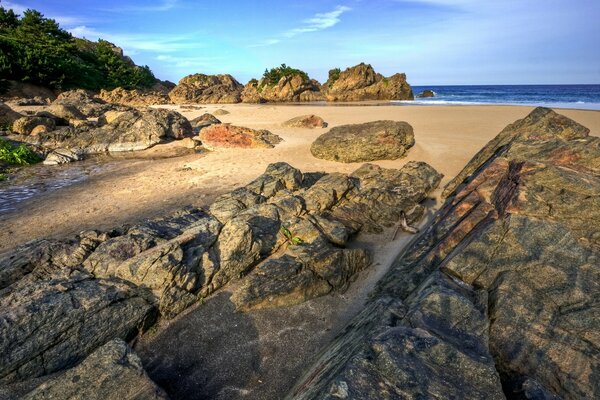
396;84;600;110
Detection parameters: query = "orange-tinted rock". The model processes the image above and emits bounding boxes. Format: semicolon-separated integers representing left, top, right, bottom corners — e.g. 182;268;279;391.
199;124;282;149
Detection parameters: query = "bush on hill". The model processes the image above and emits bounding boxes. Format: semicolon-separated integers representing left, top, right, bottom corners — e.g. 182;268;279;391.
261;64;309;86
0;6;155;92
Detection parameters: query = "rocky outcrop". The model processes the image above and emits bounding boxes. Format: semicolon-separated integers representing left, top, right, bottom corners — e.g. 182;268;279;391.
98;87;172;107
18;107;193;153
0;160;440;387
53;89;116;118
323;63;414;101
22;339;168;400
169;74;243;104
282;115;328;128
311;120;415;163
0;102;22;129
241;75;323;103
417;89;435;98
46;104;86;123
199;124;283;149
289;107;600;399
11;116;56;135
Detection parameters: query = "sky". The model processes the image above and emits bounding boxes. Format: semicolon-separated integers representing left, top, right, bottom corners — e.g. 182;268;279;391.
2;0;599;85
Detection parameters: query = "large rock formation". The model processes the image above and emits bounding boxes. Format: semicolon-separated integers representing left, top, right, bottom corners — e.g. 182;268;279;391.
0;161;440;389
22;339;168;400
323;63;414;101
169;74;243;104
199;124;283;149
311;120;415;163
289;107;600;399
241;75;323;103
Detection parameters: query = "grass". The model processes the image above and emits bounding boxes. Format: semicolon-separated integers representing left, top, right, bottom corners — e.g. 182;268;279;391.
0;138;42;166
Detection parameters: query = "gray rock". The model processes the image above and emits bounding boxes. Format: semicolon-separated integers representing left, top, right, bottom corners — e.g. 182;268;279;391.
43;148;81;165
311;120;415;163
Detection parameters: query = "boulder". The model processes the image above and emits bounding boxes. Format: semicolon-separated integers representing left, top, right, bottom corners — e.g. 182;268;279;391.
21;108;194;154
0;102;22;130
323;63;414;101
417;89;435;98
22;339;168;400
98;87;172;107
47;104;86;123
190;113;220;131
53;89;115;118
241;75;323;103
310;120;415;162
12;116;56;135
169;74;243;104
290;107;600;400
282;114;328;128
199;124;282;149
43;148;81;165
13;96;49;106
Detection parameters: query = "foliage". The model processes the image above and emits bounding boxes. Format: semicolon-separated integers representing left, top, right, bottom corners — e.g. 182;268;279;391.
261;63;309;87
0;5;155;90
328;68;341;84
0;138;41;165
280;226;303;246
0;173;6;181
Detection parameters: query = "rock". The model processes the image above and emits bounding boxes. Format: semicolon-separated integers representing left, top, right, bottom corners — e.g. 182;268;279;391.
23;107;193;154
0;102;22;130
169;74;243;104
323;63;414;101
290;107;600;400
29;125;49;136
190;113;220;131
22;339;169;400
311;120;415;163
417;89;435;98
53;89;115;118
213;109;230;116
47;104;86;123
13;96;49;106
282;114;328;128
199;124;282;149
0;81;56;102
98;87;172;107
43;148;81;165
11;116;56;135
241;75;323;103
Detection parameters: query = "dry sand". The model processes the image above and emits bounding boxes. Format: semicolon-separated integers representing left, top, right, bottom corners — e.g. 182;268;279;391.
2;104;599;399
1;104;598;253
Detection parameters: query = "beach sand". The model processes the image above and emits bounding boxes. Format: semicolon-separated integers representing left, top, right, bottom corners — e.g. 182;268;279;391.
2;104;599;399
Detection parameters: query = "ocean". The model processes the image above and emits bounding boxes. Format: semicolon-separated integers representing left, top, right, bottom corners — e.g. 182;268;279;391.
399;84;600;110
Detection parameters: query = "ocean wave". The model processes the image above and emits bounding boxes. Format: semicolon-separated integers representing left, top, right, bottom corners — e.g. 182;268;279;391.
391;99;600;110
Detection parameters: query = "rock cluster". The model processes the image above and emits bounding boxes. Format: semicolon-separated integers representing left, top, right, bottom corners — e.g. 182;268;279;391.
0;161;440;391
168;74;243;104
311;120;415;163
199;124;283;149
323;63;414;101
290;108;600;399
241;75;323;103
98;86;172;107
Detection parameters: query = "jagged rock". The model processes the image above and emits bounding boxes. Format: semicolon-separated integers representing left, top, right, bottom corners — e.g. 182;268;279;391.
0;102;22;129
190;113;220;131
282;114;328;128
323;63;414;101
53;89;115;118
169;74;243;104
290;107;600;400
23;339;168;400
20;107;193;154
11;116;56;135
417;89;435;98
200;124;282;149
241;75;323;103
98;87;172;107
311;120;415;163
43;148;81;165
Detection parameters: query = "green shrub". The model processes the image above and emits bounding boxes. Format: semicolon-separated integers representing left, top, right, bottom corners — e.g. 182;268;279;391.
0;138;41;165
261;63;309;86
328;68;341;84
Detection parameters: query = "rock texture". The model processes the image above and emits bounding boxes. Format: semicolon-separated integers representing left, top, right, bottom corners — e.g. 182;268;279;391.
11;116;56;135
241;75;323;103
190;113;221;131
98;87;171;107
311;120;415;163
53;89;115;118
169;74;243;104
282;115;328;129
23;339;168;400
323;63;414;101
199;124;283;149
19;107;193;153
289;107;600;400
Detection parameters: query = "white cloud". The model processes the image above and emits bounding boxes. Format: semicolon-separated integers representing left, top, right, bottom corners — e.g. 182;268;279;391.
251;5;351;47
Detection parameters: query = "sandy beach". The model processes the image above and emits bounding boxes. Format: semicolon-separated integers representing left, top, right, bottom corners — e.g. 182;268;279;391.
1;104;599;253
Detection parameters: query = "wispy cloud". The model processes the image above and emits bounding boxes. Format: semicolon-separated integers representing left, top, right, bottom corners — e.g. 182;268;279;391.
155;54;223;69
250;5;351;47
100;0;179;13
69;26;206;53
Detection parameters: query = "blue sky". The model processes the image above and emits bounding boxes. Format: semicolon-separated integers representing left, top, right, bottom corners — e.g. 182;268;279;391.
3;0;600;85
